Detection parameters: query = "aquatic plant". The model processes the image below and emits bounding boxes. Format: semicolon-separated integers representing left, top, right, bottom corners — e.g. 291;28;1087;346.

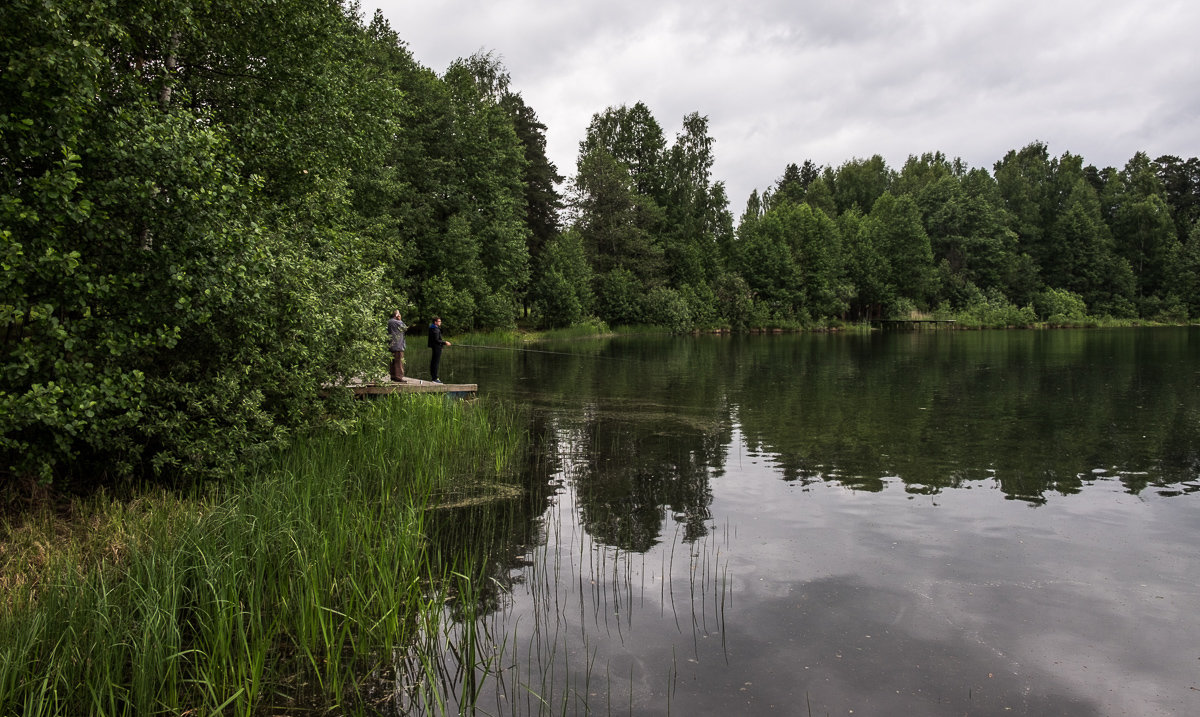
0;395;524;716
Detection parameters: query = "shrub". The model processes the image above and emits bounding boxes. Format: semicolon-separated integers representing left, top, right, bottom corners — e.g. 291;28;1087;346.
474;291;518;330
957;290;1037;328
593;269;646;326
1033;288;1088;323
645;287;692;333
420;273;476;331
715;274;755;330
680;283;720;329
1142;294;1188;323
531;270;584;329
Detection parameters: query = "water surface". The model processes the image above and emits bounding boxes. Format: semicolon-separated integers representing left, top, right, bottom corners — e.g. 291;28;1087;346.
417;328;1200;716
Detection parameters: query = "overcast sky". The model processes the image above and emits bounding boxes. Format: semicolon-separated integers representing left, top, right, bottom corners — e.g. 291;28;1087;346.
367;0;1200;211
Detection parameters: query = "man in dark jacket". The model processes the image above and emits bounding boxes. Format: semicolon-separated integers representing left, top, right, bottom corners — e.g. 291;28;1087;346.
427;316;451;383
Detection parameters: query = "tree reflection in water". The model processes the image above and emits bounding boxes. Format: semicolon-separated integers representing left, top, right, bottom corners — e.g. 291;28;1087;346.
393;328;1199;715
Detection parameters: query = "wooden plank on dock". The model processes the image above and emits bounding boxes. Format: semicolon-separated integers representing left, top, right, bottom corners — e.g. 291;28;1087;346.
353;378;477;398
325;377;478;400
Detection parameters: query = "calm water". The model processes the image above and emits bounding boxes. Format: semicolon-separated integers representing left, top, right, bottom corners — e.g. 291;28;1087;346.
413;328;1200;716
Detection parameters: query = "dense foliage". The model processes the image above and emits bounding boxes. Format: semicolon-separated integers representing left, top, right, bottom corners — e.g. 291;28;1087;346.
2;1;541;488
4;0;1199;488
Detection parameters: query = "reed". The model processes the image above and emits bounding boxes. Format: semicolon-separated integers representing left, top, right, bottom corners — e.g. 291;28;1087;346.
458;319;614;347
0;394;525;716
532;319;612;341
457;328;528;347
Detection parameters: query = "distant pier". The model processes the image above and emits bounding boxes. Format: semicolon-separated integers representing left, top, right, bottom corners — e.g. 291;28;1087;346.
870;319;957;330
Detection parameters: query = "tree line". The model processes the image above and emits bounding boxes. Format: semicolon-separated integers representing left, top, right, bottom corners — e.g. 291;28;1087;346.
3;0;1199;488
560;127;1200;330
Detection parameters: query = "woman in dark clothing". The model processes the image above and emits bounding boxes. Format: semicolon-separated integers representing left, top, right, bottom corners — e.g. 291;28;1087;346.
427;316;451;383
387;310;407;382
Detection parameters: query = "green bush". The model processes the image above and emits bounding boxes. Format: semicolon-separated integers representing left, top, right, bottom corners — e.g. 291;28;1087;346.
888;297;919;320
531;269;584;328
715;273;756;330
475;291;518;330
593;268;647;326
1140;294;1188;323
956;290;1037;328
680;282;720;329
645;286;692;333
421;273;476;331
1033;288;1088;323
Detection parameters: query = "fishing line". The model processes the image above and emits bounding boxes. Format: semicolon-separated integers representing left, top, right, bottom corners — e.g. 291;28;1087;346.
452;343;648;363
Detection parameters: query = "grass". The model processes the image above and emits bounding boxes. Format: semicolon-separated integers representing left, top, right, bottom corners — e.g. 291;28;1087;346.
458;317;882;346
457;319;614;347
0;394;526;716
941;314;1193;330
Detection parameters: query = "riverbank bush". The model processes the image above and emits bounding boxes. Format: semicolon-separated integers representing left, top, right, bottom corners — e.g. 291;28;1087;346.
0;394;525;716
1033;288;1089;323
935;291;1037;328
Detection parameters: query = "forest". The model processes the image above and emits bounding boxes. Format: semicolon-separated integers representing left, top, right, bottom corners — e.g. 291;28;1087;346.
3;0;1200;488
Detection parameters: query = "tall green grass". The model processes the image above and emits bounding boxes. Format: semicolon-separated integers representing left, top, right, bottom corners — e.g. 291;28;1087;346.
457;319;614;347
530;319;612;341
0;394;525;716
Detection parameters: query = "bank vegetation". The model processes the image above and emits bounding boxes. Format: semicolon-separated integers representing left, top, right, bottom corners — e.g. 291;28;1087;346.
3;0;1199;490
0;395;524;715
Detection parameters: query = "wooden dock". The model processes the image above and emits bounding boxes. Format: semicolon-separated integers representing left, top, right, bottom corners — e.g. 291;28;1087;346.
333;377;478;400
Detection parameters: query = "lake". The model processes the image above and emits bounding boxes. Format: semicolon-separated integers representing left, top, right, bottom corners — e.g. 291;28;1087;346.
408;327;1200;716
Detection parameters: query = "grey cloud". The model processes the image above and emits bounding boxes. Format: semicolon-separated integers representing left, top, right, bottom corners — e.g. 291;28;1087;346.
372;0;1200;207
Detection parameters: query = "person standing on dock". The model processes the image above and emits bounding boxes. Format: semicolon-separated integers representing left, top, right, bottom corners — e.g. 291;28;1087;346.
387;310;408;382
427;316;451;383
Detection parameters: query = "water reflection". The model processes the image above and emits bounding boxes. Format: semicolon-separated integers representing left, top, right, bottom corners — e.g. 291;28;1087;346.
732;329;1200;502
457;327;1200;506
400;328;1200;716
